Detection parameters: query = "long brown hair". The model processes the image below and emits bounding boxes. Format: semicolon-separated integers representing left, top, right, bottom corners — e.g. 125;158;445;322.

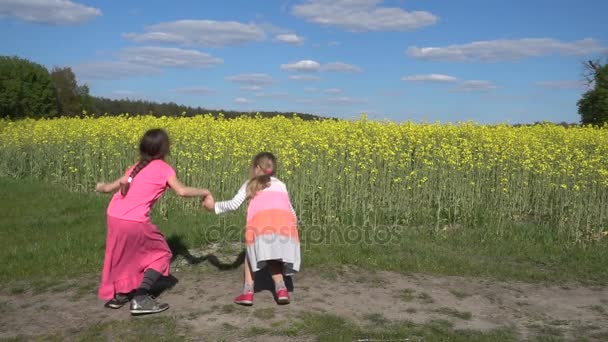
120;128;170;196
246;152;277;199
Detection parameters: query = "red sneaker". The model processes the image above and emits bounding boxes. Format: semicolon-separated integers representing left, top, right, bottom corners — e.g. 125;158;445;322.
276;288;290;305
234;292;254;306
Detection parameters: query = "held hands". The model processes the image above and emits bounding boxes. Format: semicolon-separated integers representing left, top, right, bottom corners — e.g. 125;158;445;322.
202;192;215;212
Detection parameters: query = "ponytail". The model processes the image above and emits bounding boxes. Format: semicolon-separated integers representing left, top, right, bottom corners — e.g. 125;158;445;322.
246;175;272;199
120;158;152;196
120;128;170;196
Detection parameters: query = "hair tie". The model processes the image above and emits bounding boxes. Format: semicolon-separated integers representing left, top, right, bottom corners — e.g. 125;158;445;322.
265;168;273;176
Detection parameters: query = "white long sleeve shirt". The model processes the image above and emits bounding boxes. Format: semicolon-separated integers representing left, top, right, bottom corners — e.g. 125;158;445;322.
214;178;297;219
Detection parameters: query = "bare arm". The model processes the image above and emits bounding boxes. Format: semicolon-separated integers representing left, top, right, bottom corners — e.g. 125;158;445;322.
95;177;124;193
167;176;210;198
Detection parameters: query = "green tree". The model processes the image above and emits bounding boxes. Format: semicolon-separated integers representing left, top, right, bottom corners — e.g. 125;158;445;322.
578;60;608;125
77;84;93;114
0;56;58;118
50;67;83;116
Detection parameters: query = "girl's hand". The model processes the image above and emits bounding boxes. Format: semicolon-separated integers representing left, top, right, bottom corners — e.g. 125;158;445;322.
202;194;215;211
95;183;106;193
96;178;122;193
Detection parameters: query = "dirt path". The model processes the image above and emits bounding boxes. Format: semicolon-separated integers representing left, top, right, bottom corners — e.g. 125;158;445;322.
1;258;607;341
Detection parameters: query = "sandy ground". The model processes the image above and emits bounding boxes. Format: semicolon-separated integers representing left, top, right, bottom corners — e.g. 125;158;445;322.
1;250;607;341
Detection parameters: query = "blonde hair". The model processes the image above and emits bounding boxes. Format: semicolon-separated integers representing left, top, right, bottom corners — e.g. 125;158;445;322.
246;152;277;199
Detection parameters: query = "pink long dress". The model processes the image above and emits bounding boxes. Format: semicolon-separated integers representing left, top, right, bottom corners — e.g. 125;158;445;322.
98;160;175;300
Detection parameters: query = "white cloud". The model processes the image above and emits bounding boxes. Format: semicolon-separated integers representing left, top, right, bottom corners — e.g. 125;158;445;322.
289;75;321;81
328;41;341;47
255;92;290;98
241;85;264;92
281;60;321;72
74;61;159;80
305;87;318;92
292;0;438;32
402;74;498;92
324;88;342;94
452;80;498;92
235;97;251;104
0;0;101;25
75;46;223;80
402;74;458;83
119;47;223;68
407;38;606;62
275;34;304;45
226;73;275;85
325;96;367;104
322;62;363;73
280;60;363;73
174;87;215;95
124;20;266;47
534;80;587;90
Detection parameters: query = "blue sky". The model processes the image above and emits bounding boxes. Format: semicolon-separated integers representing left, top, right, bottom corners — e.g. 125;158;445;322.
1;0;607;123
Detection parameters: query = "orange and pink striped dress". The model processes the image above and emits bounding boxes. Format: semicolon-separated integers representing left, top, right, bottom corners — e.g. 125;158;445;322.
215;178;301;275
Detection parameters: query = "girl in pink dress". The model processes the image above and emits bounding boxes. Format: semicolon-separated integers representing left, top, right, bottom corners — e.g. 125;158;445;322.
95;128;210;315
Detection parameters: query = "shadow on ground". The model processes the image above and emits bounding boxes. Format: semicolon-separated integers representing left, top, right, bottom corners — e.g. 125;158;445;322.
166;235;294;296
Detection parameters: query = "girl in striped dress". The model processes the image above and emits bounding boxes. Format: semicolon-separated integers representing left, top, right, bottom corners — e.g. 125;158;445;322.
203;152;300;305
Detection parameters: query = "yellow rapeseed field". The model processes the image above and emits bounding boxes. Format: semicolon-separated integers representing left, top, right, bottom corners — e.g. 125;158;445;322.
1;115;607;242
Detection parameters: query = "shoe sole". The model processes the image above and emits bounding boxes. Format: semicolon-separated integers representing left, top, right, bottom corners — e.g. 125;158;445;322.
235;300;253;306
130;306;170;316
277;297;290;305
105;303;126;309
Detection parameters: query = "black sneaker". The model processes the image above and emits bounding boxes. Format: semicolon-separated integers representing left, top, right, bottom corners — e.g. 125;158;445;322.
130;295;169;315
104;293;131;309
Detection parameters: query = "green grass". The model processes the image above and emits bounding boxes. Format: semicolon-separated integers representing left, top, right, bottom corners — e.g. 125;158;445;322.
0;177;238;283
587;305;608;317
243;326;273;338
363;313;390;326
74;281;97;299
253;307;276;320
450;289;473;300
1;178;608;285
400;288;416;302
253;311;517;342
302;222;608;284
4;316;186;341
219;304;237;315
418;292;435;304
527;323;564;339
434;307;473;320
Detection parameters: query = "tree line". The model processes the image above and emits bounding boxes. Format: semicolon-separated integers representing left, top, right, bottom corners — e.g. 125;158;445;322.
88;97;324;120
0;55;324;120
2;54;607;124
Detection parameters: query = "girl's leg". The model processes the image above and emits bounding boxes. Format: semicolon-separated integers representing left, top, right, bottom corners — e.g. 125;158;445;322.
235;256;256;305
130;269;169;315
269;261;289;304
269;261;285;289
243;256;255;293
135;268;162;297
